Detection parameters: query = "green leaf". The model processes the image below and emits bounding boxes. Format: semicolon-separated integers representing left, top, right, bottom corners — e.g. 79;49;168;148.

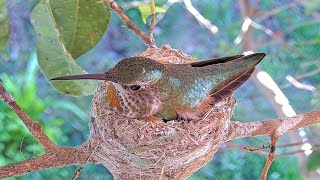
307;150;320;171
31;2;97;96
0;0;9;51
138;4;166;24
49;0;110;59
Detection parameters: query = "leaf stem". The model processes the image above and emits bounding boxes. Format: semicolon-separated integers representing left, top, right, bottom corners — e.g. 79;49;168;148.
149;0;156;44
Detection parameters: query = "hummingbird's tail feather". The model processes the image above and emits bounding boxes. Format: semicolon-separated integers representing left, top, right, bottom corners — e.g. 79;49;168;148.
242;53;266;65
207;52;266;100
210;68;255;103
51;73;107;80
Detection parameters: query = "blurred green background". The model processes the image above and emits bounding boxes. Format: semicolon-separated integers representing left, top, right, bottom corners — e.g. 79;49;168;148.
1;0;320;179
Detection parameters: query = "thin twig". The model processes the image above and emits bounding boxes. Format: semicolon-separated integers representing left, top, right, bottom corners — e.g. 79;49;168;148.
107;0;156;47
0;82;56;150
226;145;320;158
276;145;320;158
256;2;297;22
221;143;269;152
225;141;320;153
280;68;320;89
226;110;320;141
183;0;218;34
286;19;320;34
71;140;101;180
260;134;279;180
284;75;316;91
71;166;84;180
234;17;274;45
244;145;270;152
149;0;156;44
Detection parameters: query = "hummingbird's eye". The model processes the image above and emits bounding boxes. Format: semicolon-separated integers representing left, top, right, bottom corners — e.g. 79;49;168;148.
130;85;141;91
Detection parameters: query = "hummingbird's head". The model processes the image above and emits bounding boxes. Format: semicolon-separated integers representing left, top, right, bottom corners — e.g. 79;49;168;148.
107;57;166;84
103;57;168;118
105;57;166;118
51;57;168;119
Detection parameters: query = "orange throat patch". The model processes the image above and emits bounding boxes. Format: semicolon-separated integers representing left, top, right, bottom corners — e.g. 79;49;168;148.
106;83;123;112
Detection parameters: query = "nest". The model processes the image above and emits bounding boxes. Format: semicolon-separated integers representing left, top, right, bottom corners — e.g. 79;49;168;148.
88;45;236;179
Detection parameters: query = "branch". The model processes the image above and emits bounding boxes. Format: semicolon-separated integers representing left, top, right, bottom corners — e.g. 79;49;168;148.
0;82;55;151
0;144;93;179
107;0;156;47
183;0;218;35
0;82;98;178
226;110;320;141
226;110;320;180
226;108;320;176
260;134;279;180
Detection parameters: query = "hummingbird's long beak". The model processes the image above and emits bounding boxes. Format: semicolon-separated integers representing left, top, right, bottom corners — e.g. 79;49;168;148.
50;73;117;82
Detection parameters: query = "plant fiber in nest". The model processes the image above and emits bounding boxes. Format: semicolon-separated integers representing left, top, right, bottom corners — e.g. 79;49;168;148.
88;45;236;179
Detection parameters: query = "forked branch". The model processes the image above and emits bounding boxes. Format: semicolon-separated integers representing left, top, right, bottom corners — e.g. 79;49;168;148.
226;109;320;180
0;82;55;150
0;82;94;178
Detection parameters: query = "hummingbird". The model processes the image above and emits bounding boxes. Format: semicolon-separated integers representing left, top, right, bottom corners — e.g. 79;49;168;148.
51;53;266;123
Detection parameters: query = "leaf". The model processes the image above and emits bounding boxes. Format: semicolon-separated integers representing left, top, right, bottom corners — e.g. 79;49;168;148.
31;2;97;96
138;4;166;24
49;0;110;59
0;0;9;51
307;150;320;171
51;101;88;122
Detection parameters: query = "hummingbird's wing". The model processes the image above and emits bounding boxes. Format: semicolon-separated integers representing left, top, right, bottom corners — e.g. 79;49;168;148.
188;53;265;103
